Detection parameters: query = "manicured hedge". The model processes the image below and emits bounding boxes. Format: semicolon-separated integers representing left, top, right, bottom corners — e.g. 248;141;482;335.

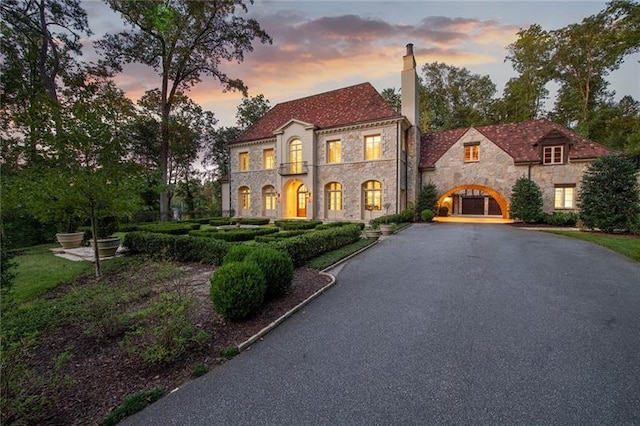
123;231;229;265
189;227;279;242
254;230;309;242
236;217;271;225
268;224;362;266
274;220;323;230
315;221;365;230
209;218;234;226
138;223;200;235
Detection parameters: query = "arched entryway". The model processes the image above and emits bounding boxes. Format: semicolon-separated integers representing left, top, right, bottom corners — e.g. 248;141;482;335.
282;179;308;218
438;184;509;219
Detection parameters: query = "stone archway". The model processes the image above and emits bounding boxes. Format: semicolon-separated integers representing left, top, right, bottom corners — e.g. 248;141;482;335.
438;184;510;219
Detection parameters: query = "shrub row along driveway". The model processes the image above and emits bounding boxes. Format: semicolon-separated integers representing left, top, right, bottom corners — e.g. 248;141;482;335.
126;224;640;425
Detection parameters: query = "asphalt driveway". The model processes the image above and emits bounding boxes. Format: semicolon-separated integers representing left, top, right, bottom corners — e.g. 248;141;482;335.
125;223;640;425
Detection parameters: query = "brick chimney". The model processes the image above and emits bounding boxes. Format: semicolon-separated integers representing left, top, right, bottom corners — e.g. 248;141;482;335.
401;43;419;128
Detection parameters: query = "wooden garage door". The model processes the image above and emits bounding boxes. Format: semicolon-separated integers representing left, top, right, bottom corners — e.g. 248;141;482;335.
462;197;484;215
488;197;502;215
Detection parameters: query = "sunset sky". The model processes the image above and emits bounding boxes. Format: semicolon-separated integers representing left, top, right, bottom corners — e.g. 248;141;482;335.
83;0;640;128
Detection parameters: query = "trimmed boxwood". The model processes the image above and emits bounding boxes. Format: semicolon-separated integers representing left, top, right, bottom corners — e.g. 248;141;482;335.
209;218;234;226
123;231;229;265
138;223;200;235
268;224;362;266
254;230;309;242
274;220;323;230
420;209;434;222
210;262;266;321
189;227;279;242
245;247;294;298
236;217;271;225
223;244;258;264
315;221;365;230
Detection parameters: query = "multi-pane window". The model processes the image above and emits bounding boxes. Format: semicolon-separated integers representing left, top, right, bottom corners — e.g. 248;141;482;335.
263;149;274;169
326;182;343;211
239;186;251;209
327;141;341;163
464;144;479;162
544;146;563;165
363;180;382;210
239;152;249;171
263;185;276;211
365;135;381;160
290;139;302;173
554;185;575;209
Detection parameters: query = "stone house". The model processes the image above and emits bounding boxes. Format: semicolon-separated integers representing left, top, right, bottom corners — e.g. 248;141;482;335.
224;44;609;221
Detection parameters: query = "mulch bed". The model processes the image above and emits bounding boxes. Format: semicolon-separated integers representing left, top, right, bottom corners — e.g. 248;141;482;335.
21;263;332;425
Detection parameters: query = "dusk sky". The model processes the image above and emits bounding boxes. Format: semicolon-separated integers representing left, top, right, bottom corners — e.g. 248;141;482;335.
82;1;640;128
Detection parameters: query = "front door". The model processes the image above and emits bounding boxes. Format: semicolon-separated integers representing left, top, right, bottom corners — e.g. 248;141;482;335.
297;184;307;217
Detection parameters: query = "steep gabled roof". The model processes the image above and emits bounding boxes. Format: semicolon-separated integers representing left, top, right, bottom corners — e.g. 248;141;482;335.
419;119;610;169
233;82;402;143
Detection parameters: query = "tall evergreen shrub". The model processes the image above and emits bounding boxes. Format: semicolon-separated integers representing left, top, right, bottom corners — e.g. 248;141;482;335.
510;176;543;223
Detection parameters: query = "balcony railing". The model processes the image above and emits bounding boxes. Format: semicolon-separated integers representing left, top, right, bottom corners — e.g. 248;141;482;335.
278;161;308;176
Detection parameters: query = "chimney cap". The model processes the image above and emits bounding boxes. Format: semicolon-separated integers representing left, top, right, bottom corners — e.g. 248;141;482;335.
406;43;414;55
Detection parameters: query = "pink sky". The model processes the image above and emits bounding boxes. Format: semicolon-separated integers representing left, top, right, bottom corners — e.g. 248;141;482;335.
83;0;639;128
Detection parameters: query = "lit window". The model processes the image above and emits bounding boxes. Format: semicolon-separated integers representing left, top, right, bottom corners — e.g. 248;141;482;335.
363;180;382;210
554;185;575;209
544;146;563;165
239;152;249;171
326;182;342;211
327;141;341;163
263;149;274;169
263;185;276;211
290;139;302;173
464;144;479;162
239;186;251;209
365;135;381;160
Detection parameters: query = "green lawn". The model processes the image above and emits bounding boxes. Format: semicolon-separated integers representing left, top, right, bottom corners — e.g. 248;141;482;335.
544;230;640;262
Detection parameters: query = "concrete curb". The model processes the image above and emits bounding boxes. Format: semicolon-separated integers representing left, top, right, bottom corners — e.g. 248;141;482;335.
237;271;336;352
237;235;386;352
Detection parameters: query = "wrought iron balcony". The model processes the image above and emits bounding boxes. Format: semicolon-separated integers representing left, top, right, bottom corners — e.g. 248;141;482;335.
278;161;308;176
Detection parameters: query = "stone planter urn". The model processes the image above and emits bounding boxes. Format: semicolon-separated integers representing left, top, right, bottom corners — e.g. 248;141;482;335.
90;237;121;258
55;232;85;249
364;228;381;239
379;224;393;236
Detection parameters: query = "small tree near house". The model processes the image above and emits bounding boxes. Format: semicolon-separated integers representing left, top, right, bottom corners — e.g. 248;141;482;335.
579;154;640;233
510;176;543;223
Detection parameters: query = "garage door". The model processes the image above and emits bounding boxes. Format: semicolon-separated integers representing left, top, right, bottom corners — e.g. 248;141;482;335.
462;197;484;215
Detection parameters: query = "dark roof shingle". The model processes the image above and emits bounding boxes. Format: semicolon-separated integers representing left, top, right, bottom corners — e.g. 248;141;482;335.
419;119;610;169
233;83;402;143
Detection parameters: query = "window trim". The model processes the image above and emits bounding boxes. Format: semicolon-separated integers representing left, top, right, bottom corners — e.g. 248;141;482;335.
543;145;564;165
327;140;341;164
239;152;250;171
239;186;251;210
363;180;382;211
326;182;343;211
364;134;381;161
262;185;276;211
554;184;575;209
263;149;274;170
464;142;480;163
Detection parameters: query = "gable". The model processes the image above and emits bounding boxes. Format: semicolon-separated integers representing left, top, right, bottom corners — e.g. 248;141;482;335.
420;119;610;169
233;82;402;144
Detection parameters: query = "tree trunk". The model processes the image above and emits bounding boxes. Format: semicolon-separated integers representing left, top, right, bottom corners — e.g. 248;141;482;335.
89;202;102;278
160;76;171;222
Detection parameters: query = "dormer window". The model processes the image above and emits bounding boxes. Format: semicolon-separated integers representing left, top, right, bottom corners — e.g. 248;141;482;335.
543;146;563;165
464;142;479;162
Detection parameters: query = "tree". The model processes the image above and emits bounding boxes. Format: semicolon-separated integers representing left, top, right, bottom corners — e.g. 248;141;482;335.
236;94;271;130
510;176;543;223
416;182;438;214
97;0;271;221
550;1;639;136
420;62;497;131
381;88;401;113
579;154;639;233
588;95;640;163
503;24;554;122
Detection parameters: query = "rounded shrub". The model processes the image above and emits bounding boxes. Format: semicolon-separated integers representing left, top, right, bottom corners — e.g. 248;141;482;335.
245;247;294;299
210;262;266;321
438;206;449;217
400;208;415;222
420;209;434;222
222;244;258;265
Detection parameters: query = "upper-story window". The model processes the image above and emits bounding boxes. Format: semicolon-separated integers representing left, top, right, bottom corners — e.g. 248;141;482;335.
239;152;249;171
464;143;479;162
365;135;381;160
544;146;563;165
263;149;274;169
327;140;341;163
290;139;302;173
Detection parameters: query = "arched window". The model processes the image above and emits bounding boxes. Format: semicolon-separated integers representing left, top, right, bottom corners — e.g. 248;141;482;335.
363;180;381;210
263;185;276;212
239;186;251;210
326;182;342;211
289;139;302;173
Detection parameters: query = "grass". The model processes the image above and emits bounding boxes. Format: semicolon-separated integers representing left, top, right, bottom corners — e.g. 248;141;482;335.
308;238;376;270
544;230;640;262
11;243;134;303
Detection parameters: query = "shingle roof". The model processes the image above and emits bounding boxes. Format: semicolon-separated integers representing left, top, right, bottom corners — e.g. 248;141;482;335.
419;119;610;169
233;82;402;143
